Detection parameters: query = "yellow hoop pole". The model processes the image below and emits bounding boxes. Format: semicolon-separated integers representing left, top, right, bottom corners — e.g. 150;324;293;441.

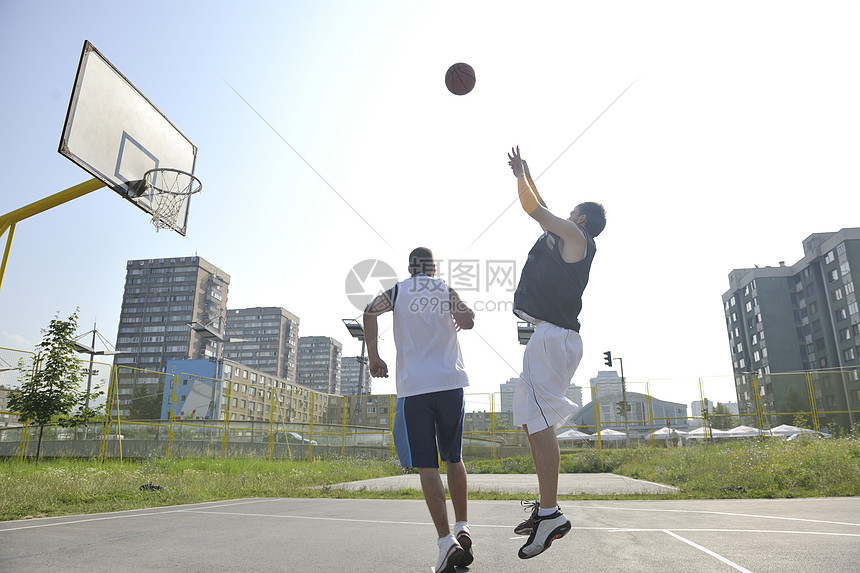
0;222;17;294
0;178;105;296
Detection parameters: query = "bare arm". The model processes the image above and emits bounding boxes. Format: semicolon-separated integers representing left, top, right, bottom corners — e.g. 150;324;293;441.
508;146;588;262
363;289;394;378
449;287;475;330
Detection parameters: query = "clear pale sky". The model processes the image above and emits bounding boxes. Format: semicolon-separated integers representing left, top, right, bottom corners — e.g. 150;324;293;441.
2;1;859;412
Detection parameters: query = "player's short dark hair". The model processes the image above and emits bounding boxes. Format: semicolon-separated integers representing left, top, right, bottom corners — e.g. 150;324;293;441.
576;202;606;237
408;247;435;276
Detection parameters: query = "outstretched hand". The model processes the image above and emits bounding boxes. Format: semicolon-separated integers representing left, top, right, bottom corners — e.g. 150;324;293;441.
508;146;525;178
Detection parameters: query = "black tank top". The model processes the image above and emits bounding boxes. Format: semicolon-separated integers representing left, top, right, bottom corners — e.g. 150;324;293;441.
513;228;596;332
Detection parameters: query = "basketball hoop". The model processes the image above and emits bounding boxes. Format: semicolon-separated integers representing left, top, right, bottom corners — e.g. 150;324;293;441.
140;168;202;231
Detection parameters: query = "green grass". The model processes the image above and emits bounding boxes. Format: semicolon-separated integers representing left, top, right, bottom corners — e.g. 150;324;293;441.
2;437;858;521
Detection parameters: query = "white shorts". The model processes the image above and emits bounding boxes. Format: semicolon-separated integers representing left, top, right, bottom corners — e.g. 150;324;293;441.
513;322;583;434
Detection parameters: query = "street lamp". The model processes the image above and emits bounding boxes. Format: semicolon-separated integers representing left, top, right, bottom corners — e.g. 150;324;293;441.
517;321;535;345
73;322;124;410
342;318;368;395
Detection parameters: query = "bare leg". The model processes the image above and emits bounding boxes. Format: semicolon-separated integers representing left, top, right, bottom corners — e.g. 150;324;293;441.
445;460;468;524
419;467;450;538
524;424;560;509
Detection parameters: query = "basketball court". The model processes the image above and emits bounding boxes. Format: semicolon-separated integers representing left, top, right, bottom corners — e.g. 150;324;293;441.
1;495;857;572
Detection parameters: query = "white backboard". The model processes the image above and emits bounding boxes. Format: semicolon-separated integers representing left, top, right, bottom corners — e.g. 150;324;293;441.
58;41;198;235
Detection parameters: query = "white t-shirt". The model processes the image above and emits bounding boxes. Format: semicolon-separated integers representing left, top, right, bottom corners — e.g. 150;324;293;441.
391;274;469;398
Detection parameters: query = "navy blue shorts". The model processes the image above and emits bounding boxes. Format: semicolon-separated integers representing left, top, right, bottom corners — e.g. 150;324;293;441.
393;388;465;468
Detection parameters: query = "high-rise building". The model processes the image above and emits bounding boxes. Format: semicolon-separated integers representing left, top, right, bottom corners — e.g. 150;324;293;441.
296;336;342;394
222;307;300;382
722;228;860;427
113;256;230;418
340;356;371;396
499;378;517;413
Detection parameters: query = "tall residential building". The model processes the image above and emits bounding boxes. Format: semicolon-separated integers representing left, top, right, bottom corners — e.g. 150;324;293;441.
296;336;342;395
340;356;371;396
222;307;300;382
113;256;230;418
499;378;517;413
722;228;860;428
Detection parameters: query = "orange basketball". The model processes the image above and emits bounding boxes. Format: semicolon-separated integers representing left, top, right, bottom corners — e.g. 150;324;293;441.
445;63;476;96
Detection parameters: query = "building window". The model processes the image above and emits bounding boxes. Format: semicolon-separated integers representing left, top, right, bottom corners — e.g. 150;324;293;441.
843;348;856;361
833;288;844;301
840;261;851;275
849;302;859;317
836;308;848;322
829;269;839;283
824;250;835;264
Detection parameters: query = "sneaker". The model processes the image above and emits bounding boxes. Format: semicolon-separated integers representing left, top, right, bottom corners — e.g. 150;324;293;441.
517;509;571;559
435;535;464;573
513;500;539;535
454;522;473;567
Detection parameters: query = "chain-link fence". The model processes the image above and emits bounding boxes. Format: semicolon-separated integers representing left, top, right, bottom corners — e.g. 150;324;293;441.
1;350;857;462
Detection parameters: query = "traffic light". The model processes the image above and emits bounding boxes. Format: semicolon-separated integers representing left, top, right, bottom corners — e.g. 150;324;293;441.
603;350;612;367
616;402;624;416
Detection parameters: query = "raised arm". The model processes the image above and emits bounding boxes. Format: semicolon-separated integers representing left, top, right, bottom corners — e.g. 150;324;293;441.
507;145;588;263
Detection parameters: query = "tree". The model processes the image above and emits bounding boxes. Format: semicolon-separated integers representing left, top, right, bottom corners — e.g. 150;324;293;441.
778;386;810;426
7;311;102;461
711;402;734;430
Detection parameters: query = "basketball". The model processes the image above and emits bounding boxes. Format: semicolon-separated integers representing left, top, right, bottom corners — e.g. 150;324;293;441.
445;63;476;96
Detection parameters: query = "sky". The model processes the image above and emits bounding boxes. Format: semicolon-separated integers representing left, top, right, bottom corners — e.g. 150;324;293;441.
2;1;859;413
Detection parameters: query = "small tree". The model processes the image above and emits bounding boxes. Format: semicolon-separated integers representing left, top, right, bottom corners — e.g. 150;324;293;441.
711;402;734;430
7;311;102;461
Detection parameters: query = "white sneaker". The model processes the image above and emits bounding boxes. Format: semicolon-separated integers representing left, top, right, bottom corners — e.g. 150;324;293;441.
435;534;463;573
517;510;571;559
454;521;473;566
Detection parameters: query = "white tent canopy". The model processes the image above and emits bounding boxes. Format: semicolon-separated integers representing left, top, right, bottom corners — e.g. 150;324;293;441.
686;426;730;438
726;425;766;437
650;426;688;440
556;429;590;442
770;424;831;437
588;428;626;441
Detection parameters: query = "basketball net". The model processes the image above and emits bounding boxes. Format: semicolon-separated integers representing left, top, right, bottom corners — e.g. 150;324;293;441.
144;168;202;231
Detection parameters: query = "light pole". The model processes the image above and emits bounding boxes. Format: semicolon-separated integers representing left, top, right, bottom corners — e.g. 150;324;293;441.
342;318;368;394
604;350;630;447
73;322;124;410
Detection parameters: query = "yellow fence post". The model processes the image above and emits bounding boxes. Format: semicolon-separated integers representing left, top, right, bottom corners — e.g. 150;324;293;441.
389;394;396;459
166;373;179;458
307;392;315;459
221;378;233;459
645;381;656;450
804;372;821;432
341;397;348;457
592;385;603;469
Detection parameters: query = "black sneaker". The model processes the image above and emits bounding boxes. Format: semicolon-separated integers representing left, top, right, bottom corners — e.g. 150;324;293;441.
517;509;571;559
513;500;539;535
455;523;474;567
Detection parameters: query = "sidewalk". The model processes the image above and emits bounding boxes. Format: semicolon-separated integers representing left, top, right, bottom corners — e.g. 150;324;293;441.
330;473;678;495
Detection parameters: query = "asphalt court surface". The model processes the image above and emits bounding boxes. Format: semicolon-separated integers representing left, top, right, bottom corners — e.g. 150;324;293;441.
330;472;680;495
2;495;858;572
